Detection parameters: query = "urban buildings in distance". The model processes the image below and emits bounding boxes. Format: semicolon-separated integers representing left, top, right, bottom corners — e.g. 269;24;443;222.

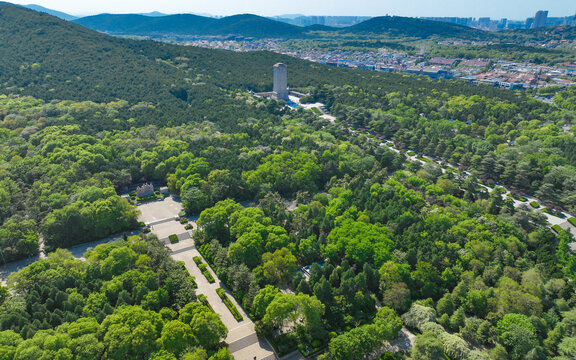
423;10;575;31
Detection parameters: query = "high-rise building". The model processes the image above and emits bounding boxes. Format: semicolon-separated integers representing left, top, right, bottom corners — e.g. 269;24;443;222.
273;63;288;101
478;17;491;29
532;10;549;29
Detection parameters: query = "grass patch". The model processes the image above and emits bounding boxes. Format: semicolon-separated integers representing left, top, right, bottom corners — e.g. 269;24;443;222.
416;156;431;162
407;151;416;156
168;234;179;244
568;217;576;227
216;288;243;321
552;224;564;234
530;201;540;209
311;107;322;115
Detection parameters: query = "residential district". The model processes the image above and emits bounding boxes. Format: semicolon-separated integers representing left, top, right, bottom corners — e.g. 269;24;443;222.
154;35;576;91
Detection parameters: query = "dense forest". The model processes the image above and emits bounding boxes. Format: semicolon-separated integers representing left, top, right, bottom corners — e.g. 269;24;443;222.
0;236;233;359
1;2;576;360
311;84;576;214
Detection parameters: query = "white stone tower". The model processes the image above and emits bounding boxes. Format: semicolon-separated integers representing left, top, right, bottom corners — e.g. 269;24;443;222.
273;63;288;101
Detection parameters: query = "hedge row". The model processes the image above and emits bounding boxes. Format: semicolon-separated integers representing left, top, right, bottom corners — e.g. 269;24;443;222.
552;224;564;234
193;256;215;283
198;294;214;312
216;288;243;321
568;217;576;227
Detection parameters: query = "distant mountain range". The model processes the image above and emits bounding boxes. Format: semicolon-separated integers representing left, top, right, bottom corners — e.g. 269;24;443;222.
22;4;77;20
72;12;496;40
73;13;309;38
16;3;576;42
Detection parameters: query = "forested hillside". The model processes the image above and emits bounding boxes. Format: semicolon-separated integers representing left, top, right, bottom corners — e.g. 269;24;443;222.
340;16;489;40
73;13;308;38
1;2;576;360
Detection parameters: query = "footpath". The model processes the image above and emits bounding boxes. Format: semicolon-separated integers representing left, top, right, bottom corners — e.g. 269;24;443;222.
141;197;276;360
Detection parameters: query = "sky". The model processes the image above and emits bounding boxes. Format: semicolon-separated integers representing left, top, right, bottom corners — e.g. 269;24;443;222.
9;0;576;19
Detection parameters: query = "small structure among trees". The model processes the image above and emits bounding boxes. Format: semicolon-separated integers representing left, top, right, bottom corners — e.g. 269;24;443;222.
136;183;154;198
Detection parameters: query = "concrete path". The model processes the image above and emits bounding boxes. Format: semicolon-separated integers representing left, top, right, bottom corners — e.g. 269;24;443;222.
141;197;276;360
168;237;276;360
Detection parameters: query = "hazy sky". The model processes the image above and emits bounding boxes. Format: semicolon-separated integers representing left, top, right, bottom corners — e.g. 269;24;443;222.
10;0;576;18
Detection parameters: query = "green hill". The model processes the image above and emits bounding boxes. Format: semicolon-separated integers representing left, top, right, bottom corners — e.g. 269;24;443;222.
341;15;490;40
73;12;496;41
0;3;188;104
73;13;305;38
73;13;217;35
206;14;305;37
0;1;526;124
23;3;77;20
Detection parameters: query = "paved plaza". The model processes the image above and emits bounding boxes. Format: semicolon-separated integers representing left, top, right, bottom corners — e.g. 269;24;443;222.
137;196;183;224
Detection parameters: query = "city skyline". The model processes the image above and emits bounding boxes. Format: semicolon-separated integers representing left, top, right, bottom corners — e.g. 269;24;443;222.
8;0;576;19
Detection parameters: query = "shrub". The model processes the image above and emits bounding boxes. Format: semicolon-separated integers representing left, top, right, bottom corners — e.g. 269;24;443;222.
216;288;243;321
203;269;215;283
193;256;203;265
530;201;540;209
185;224;193;230
401;304;436;331
138;194;157;203
407;151;416;156
552;224;564;234
568;217;576;227
198;263;207;271
179;218;188;224
198;294;213;311
168;234;179;244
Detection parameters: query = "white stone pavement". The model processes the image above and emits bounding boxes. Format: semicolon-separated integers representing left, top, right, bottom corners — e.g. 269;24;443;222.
167;237;276;360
